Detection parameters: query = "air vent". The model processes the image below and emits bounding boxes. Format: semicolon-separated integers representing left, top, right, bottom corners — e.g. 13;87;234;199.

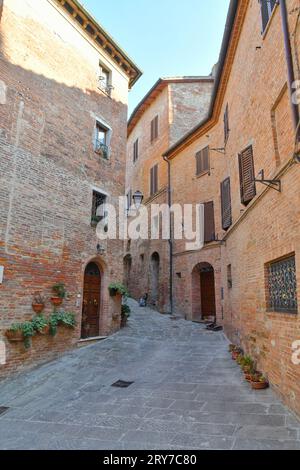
112;380;134;389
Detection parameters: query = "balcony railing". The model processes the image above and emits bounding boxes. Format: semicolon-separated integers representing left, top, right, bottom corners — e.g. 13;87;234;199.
98;77;114;96
95;140;109;159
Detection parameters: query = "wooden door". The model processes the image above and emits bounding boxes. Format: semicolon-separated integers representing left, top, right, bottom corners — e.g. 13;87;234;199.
200;270;216;319
81;263;101;339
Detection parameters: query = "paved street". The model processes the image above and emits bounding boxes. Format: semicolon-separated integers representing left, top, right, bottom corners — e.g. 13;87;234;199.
0;300;300;450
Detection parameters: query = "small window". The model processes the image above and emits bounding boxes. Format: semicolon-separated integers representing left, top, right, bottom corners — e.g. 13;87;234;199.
196;146;210;176
227;265;232;289
224;104;230;144
238;145;256;205
99;64;112;96
260;0;277;33
150;164;158;196
95;123;109;159
133;139;139;163
266;255;298;314
91;191;107;226
151;116;159;143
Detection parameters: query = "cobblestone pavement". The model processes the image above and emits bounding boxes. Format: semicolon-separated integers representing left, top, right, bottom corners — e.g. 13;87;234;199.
0;300;300;450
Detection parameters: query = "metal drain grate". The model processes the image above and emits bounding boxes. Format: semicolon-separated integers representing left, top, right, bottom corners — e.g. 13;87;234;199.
0;407;9;416
112;380;134;389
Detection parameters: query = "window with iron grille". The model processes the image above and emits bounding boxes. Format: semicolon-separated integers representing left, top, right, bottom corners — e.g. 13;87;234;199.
150;164;158;196
196;146;210;176
260;0;277;33
94;122;109;159
133;139;139;163
266;255;298;314
238;145;256;206
98;64;112;96
151;116;159;143
91;191;107;226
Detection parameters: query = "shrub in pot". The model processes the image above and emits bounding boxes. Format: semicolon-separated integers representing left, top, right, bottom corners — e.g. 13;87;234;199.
32;293;46;314
108;282;129;298
51;283;66;307
6;322;36;349
49;311;76;337
232;347;243;360
121;304;131;328
251;373;269;390
31;315;49;335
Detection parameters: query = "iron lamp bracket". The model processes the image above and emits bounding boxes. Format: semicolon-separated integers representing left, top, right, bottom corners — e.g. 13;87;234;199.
254;170;281;193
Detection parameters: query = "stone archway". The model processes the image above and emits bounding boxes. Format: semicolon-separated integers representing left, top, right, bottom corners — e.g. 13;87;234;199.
150;252;160;307
192;262;216;321
81;262;102;339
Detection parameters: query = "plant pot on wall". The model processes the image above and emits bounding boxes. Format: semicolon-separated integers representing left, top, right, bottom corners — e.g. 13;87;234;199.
32;304;45;314
51;297;63;307
5;330;24;343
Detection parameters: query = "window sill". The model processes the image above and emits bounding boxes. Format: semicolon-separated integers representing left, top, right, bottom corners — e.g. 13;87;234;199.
196;170;210;179
261;3;279;40
266;310;298;316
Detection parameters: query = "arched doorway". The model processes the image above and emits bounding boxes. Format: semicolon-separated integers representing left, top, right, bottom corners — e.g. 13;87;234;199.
150;252;160;307
123;254;132;290
81;262;101;339
192;262;216;321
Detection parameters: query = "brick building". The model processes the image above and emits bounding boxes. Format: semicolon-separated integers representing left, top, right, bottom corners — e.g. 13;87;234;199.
161;0;300;417
0;0;141;376
126;77;214;312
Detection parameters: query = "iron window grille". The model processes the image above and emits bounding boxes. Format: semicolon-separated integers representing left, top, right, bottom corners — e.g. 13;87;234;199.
91;191;107;226
95;123;109;159
266;255;298;314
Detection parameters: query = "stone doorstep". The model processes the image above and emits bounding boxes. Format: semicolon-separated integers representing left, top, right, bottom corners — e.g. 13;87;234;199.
77;337;107;348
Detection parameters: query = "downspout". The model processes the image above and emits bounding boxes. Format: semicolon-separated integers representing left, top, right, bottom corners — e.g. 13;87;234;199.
280;0;300;137
163;155;173;315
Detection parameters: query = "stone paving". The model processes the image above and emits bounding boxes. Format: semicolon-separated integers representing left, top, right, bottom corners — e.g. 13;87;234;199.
0;299;300;450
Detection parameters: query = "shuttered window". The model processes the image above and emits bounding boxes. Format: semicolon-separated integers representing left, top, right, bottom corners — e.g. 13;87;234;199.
238;146;256;205
224;104;230;144
133;139;139;163
150;164;158;196
151;116;159;142
221;177;232;230
260;0;277;33
196;146;210;176
204;201;215;243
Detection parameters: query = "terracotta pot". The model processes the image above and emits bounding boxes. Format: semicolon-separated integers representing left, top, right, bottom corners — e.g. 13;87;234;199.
32;303;45;314
5;330;23;342
37;325;50;336
245;373;253;382
51;297;63;307
251;380;269;390
232;351;239;360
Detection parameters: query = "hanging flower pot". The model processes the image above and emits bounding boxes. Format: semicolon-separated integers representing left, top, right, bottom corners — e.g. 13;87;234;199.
32;293;46;314
51;297;63;307
251;373;269;390
32;303;45;314
5;329;24;343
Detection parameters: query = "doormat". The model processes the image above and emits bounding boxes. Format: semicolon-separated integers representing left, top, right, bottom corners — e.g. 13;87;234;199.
111;380;134;388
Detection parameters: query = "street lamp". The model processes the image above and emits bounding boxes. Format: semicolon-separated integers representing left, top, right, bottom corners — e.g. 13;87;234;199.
132;191;144;210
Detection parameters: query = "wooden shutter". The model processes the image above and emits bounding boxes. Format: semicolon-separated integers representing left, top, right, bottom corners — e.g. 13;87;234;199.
151;116;159;142
221;177;232;230
238;146;256;205
224;104;229;143
133;139;138;162
204;201;215;243
150;164;158;195
196;146;210;175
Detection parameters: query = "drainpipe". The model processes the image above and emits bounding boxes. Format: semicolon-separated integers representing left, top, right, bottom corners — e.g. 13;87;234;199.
280;0;300;137
163;155;173;315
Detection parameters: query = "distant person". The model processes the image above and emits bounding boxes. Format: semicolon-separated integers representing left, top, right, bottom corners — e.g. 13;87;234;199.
139;293;148;307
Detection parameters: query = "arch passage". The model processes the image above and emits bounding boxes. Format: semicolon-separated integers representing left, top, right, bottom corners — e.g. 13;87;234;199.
81;262;101;339
192;262;216;321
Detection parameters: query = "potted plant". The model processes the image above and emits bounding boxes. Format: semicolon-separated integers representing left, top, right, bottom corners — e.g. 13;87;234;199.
121;304;131;328
251;373;269;390
51;283;66;307
5;322;36;349
49;311;76;337
31;315;49;335
228;344;236;353
232;346;243;361
108;282;129;298
32;293;46;314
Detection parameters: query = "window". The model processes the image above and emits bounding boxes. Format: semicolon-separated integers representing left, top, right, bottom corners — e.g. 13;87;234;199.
221;177;232;230
238;145;256;205
196;147;210;176
224;104;230;144
227;265;232;289
126;189;132;213
98;64;112;96
151;116;159;143
133;139;139;163
94;122;109;159
91;191;107;226
260;0;277;33
150;164;158;196
204;201;216;243
266;255;298;314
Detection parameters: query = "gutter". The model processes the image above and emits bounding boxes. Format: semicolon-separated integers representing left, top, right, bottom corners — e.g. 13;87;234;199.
279;0;300;137
163;155;173;315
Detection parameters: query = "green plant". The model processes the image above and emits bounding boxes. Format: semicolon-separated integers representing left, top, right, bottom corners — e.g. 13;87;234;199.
32;293;45;305
49;311;76;336
8;322;36;349
31;315;48;334
121;304;131;318
108;282;129;297
52;283;67;299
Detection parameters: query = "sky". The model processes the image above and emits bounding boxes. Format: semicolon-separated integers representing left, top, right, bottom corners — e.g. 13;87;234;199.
82;0;230;116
